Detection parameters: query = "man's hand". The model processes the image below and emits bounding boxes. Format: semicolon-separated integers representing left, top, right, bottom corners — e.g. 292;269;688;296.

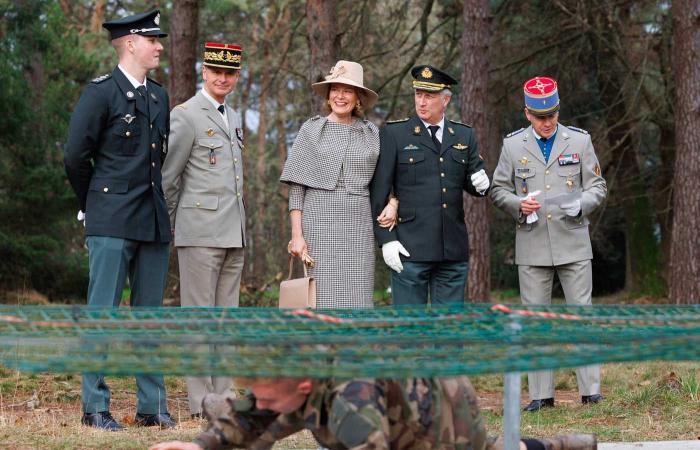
149;442;203;450
520;196;541;216
377;198;398;231
77;210;85;227
470;169;490;193
560;199;581;217
382;241;410;273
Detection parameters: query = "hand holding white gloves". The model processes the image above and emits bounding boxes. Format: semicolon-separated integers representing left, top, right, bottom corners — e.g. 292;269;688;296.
560;199;581;217
470;169;490;194
382;240;410;273
77;210;85;227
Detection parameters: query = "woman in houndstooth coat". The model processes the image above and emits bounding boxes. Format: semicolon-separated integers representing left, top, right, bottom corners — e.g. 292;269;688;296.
280;61;394;308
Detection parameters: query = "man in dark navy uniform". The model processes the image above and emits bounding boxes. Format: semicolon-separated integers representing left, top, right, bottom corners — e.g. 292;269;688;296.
370;65;490;305
64;10;175;430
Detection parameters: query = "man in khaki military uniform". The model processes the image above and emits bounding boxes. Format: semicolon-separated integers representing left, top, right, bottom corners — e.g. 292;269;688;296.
490;77;607;412
162;42;246;416
150;376;597;450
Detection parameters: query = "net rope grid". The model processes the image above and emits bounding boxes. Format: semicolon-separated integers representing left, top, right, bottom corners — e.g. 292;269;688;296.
0;304;698;378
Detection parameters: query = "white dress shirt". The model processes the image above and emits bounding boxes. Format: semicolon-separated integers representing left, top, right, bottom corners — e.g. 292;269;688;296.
421;116;445;143
201;88;229;132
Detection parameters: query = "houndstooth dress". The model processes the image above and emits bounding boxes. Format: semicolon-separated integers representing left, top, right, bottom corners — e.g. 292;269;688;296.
281;116;379;308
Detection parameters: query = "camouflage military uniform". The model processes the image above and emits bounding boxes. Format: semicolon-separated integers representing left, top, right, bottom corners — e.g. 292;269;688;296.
193;377;487;450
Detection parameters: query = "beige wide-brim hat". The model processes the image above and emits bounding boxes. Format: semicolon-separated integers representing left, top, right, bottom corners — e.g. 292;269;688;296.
311;60;378;108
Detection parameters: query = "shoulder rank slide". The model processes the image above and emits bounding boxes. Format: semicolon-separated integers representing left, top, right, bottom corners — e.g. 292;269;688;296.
567;125;589;135
386;117;409;124
449;119;472;128
506;128;525;138
91;74;111;84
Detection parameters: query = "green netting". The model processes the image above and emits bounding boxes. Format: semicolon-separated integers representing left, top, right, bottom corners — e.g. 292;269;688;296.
1;304;698;378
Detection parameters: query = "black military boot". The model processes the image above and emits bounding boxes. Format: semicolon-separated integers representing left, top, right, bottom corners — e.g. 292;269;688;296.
81;411;125;431
523;397;555;412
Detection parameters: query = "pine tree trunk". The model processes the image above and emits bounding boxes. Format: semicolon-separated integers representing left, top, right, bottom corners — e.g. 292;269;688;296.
460;0;492;302
306;0;338;113
169;0;199;107
669;0;700;304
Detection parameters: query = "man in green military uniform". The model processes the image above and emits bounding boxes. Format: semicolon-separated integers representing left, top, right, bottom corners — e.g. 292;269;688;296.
63;10;174;430
149;377;597;450
370;65;490;305
490;77;607;412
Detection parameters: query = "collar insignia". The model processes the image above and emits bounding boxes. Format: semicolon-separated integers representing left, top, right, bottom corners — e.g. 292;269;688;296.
520;156;529;165
122;114;135;124
413;126;421;135
448;127;455;135
206;128;215;137
126;91;134;98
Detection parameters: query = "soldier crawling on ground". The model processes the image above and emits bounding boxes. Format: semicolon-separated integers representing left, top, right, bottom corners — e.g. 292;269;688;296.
150;376;596;450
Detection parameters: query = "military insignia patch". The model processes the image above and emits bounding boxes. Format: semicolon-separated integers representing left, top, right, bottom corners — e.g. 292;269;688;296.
91;74;110;83
448;127;455;135
568;125;589;135
206;128;215;137
519;156;529;165
151;93;157;100
236;128;244;142
122;114;135;124
453;143;468;150
155;12;161;25
413;126;421;135
516;168;531;174
421;67;433;79
506;128;525;138
126;91;134;98
558;153;580;165
403;144;419;150
594;163;601;176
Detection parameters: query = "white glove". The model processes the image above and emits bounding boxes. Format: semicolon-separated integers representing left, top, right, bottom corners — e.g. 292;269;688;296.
470;169;490;194
560;199;581;217
382;240;410;273
77;210;85;227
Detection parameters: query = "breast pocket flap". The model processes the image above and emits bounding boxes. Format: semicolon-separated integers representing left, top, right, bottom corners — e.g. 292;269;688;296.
181;194;219;210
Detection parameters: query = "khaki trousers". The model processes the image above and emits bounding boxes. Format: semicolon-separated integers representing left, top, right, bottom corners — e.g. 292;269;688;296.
518;260;601;400
178;246;244;414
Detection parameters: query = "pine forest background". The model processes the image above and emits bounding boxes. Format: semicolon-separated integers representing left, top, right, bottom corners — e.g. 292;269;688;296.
0;0;698;305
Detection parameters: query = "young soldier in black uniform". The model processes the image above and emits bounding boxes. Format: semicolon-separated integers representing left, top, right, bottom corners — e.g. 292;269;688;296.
64;10;174;430
370;65;490;305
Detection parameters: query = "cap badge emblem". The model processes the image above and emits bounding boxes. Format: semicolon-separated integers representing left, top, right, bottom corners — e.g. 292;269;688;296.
154;13;160;25
421;67;433;79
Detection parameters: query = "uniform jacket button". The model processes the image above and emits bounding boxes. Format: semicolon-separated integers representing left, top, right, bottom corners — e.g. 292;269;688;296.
547;213;552;219
442;203;448;208
196;202;201;207
103;187;109;193
439;157;444;162
151;143;156;149
125;131;131;137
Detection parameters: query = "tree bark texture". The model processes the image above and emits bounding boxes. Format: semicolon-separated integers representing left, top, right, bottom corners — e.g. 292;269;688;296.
306;0;338;113
169;0;199;107
459;0;492;302
669;0;700;304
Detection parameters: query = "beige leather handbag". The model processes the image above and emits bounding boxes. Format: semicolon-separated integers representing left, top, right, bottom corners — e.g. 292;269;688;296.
279;257;316;309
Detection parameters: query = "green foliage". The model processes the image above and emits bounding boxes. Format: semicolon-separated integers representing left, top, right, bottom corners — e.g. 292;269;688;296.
0;0;98;298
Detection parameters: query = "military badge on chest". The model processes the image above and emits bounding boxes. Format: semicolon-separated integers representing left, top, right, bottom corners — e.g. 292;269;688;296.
558;153;580;165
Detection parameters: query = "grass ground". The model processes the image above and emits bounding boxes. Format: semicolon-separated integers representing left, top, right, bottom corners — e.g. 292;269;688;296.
0;362;698;449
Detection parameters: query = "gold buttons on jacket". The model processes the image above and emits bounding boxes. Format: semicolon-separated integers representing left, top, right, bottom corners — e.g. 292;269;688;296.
443;203;448;208
546;184;551;190
196;202;201;207
442;188;447;193
439;157;444;162
151;143;156;149
236;176;240;181
547;213;552;219
103;187;109;192
237;192;241;197
151;162;155;167
545;169;550;175
234;158;238;163
125;131;131;137
409;157;414;163
441;172;445;177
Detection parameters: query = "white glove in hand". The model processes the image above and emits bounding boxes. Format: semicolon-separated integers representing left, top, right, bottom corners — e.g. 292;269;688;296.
77;210;85;227
470;169;490;194
560;199;581;217
382;240;410;273
523;190;541;224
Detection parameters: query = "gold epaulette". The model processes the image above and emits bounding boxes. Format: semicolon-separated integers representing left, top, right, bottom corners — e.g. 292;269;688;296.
386;117;409;124
449;119;472;128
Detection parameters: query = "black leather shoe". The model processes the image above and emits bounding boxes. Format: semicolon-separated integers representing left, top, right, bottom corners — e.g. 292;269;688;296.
135;412;176;428
523;398;555;412
81;411;125;431
190;412;202;419
582;393;604;404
